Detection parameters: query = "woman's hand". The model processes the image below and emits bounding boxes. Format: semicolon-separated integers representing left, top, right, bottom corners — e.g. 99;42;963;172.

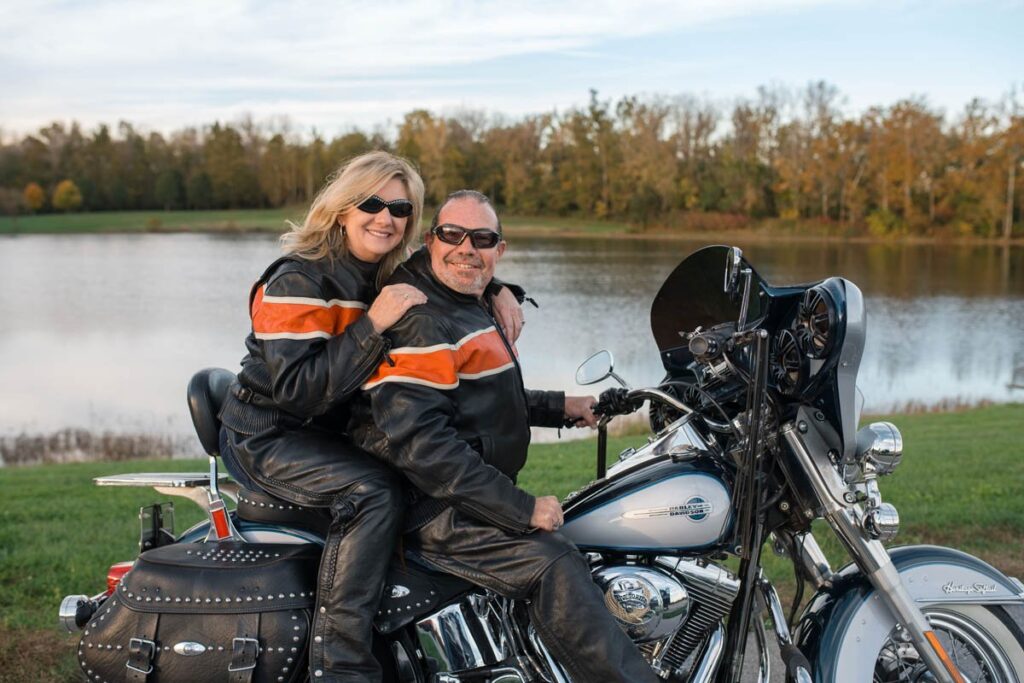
367;284;427;333
491;286;525;343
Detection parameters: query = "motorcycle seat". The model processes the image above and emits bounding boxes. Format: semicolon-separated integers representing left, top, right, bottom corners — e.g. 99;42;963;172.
235;486;333;536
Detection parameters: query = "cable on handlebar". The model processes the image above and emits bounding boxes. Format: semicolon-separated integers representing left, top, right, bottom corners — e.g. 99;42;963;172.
660;380;740;439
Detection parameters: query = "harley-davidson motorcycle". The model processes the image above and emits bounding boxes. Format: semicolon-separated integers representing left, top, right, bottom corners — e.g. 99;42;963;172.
61;245;1024;682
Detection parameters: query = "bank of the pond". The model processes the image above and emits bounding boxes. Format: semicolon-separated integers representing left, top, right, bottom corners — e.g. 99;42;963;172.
1;404;1021;680
2;208;1021;245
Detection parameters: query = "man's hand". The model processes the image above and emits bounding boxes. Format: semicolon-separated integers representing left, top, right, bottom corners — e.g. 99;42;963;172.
491;286;525;343
530;495;564;532
564;395;598;428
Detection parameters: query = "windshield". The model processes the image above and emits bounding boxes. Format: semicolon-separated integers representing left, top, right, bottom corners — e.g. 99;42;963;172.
650;245;766;356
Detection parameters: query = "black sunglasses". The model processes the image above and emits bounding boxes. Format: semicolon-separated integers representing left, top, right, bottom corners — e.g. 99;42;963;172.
356;194;414;218
431;223;503;249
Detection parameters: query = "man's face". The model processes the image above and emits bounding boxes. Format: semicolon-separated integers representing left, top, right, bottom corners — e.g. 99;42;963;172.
427;198;506;297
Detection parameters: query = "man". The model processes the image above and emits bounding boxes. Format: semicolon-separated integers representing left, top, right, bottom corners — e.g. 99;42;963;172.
350;190;657;682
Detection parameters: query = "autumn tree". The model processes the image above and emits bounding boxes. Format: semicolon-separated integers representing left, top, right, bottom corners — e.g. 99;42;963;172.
23;182;45;212
52;179;83;212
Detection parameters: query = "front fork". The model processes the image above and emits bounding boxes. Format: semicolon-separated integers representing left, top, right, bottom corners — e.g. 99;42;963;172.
782;425;964;683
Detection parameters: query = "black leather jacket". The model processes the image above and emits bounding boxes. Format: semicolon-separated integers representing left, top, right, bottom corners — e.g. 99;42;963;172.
220;254;389;436
350;249;565;533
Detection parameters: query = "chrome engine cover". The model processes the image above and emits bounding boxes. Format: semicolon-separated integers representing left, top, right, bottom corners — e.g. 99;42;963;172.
593;565;690;642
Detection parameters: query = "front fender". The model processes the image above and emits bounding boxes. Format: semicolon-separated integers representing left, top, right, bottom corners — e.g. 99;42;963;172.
794;544;1024;683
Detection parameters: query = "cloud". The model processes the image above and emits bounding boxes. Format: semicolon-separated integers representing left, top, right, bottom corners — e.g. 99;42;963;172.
0;0;858;133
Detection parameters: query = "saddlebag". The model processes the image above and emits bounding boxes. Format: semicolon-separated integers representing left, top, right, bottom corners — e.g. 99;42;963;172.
77;541;319;683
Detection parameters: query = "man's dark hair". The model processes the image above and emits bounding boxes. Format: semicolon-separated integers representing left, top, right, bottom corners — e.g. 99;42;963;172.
429;189;502;235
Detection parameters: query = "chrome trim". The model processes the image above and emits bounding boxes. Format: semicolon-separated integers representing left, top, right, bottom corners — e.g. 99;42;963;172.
416;602;486;673
59;594;90;633
526;626;570;683
628;387;695;415
854;421;903;476
593;566;689;642
688;624;725;683
94;472;228;488
608;413;719;476
863;502;900;542
753;616;771;683
759;577;792;646
436;668;527;683
781;422;852;513
173;641;206;656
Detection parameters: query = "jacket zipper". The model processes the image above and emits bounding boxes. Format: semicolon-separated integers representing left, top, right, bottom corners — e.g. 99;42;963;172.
480;300;532;437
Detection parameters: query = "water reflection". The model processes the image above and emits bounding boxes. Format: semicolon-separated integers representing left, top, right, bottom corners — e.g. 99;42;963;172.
1;234;1022;452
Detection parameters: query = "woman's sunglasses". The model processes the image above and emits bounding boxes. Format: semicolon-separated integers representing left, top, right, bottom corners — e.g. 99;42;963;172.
356;195;414;218
431;224;503;249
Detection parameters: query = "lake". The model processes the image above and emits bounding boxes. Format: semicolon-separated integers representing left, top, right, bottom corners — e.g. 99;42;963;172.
1;233;1022;455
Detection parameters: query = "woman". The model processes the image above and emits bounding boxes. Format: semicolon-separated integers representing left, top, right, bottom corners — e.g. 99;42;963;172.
219;151;523;682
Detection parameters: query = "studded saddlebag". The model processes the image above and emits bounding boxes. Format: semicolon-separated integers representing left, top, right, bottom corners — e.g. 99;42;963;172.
78;541;320;683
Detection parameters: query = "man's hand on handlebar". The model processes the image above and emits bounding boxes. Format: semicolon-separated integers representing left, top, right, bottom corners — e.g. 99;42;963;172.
593;387;642;418
563;395;598;428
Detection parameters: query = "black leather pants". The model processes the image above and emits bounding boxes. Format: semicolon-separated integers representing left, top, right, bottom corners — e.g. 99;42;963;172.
225;425;404;683
411;507;659;683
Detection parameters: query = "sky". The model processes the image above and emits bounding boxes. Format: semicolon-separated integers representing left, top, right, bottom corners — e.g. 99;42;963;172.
1;0;1021;139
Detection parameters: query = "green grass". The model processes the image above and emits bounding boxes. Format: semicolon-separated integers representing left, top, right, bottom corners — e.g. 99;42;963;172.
1;404;1022;681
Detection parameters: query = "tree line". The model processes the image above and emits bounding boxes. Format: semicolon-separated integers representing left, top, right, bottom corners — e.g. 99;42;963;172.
1;83;1021;238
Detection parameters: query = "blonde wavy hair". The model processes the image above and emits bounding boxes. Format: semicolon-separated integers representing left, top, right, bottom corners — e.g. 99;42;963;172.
281;151;425;287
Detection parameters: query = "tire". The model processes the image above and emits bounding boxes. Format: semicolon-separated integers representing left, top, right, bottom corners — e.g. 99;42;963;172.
873;604;1024;682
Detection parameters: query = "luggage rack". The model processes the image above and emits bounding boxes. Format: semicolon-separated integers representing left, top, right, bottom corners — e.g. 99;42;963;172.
94;458;242;542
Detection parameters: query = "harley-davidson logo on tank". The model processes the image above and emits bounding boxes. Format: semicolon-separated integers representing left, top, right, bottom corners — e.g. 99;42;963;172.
562;473;732;551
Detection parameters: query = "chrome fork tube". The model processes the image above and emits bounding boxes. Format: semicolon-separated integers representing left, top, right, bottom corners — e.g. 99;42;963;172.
782;425;960;683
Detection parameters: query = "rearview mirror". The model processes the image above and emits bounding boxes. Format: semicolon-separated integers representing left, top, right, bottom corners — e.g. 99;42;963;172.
724;246;743;295
576;350;614;385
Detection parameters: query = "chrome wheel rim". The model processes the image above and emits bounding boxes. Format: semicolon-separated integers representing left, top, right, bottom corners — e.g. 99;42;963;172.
874;608;1018;683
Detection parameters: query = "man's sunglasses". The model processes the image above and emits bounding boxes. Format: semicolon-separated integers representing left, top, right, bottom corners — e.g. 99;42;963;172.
356;194;414;218
431;224;503;249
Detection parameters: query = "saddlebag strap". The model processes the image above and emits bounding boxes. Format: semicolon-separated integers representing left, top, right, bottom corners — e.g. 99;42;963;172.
126;611;159;682
228;611;261;683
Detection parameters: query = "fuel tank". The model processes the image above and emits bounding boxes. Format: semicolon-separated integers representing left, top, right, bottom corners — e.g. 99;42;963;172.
562;457;733;553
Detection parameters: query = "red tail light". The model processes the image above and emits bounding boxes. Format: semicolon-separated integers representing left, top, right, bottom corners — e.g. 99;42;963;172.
106;561;134;595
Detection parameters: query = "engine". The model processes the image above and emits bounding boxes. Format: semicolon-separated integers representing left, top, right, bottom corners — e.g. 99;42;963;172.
406;559;740;682
594;558;740;679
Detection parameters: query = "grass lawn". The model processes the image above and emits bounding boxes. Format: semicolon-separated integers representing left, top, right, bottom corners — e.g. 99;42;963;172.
5;208;1022;245
1;404;1021;681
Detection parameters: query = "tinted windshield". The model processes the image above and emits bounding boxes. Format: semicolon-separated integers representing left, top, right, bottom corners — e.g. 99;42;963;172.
650;245;766;355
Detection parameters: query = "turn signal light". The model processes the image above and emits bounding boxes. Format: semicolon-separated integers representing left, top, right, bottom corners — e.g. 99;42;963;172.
106;561;134;595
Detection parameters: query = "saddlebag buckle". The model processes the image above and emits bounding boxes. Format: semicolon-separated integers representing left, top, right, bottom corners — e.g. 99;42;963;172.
127;637;156;675
228;637;259;672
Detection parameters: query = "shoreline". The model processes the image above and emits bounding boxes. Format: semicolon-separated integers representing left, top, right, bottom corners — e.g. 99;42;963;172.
4;401;1019;468
1;209;1021;246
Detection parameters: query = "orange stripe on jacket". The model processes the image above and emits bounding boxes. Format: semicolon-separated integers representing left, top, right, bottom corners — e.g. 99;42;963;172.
251;285;367;340
363;327;514;390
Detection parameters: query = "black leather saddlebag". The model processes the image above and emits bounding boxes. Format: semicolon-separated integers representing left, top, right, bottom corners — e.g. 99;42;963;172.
78;541;320;683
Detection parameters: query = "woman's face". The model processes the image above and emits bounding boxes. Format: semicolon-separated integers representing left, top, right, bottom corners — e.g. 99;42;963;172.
339;176;409;263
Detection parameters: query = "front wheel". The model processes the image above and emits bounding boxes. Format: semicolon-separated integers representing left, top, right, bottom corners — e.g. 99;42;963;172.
874;605;1024;682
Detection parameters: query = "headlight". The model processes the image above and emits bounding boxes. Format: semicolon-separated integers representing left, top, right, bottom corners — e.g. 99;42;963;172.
854;421;903;475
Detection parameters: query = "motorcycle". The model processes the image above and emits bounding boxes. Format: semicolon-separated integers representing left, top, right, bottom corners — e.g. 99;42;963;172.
61;245;1024;682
